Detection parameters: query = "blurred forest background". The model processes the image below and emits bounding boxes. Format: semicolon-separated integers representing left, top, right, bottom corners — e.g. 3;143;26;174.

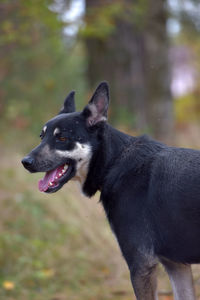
1;0;200;299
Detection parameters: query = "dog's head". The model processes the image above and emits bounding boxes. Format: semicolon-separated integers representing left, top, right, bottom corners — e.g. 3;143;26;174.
21;82;109;193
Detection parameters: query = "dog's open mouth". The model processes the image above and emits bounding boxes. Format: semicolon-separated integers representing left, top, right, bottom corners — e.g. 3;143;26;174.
38;163;73;193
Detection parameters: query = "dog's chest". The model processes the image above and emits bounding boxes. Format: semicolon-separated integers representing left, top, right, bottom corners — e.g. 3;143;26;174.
72;158;91;187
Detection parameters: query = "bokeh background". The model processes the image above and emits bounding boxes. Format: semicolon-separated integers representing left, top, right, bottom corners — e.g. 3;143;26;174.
1;0;200;299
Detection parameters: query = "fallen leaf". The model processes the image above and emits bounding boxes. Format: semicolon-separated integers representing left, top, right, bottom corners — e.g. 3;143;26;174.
3;281;15;290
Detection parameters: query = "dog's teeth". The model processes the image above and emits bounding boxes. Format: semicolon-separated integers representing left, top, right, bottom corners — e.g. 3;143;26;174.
62;169;65;173
59;173;62;177
64;164;68;170
49;182;53;186
55;176;58;180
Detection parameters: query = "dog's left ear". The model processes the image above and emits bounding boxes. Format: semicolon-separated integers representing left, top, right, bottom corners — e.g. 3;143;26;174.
82;81;109;127
59;91;76;114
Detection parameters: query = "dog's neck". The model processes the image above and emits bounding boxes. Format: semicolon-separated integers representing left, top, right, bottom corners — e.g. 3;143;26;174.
82;123;133;197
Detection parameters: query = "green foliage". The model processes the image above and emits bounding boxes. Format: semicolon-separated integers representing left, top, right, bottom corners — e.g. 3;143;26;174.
0;0;88;145
81;2;124;39
0;0;62;47
175;93;200;124
81;0;148;40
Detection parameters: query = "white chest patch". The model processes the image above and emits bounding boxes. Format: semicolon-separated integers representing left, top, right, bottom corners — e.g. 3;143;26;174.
55;143;92;187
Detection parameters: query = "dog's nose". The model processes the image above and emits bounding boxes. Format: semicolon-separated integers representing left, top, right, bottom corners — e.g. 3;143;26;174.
21;156;34;169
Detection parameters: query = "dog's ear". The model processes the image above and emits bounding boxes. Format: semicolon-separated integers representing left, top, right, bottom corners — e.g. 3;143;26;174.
82;82;109;127
59;91;76;114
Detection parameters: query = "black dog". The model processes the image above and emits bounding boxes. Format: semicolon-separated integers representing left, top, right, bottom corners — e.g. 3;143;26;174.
22;82;200;300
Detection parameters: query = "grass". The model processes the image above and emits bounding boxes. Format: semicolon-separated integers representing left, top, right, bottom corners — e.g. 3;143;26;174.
0;149;133;300
1;138;200;299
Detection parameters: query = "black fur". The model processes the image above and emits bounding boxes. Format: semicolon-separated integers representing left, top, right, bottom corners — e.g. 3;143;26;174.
59;90;76;114
87;130;200;265
22;82;200;299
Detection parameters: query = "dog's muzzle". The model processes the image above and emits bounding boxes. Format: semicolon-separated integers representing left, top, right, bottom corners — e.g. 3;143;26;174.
21;156;35;172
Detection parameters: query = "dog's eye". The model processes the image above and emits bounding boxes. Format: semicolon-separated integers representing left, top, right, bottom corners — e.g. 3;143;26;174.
58;137;67;142
40;133;44;140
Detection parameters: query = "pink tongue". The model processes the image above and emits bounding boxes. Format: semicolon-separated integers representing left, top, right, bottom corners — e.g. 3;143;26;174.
38;165;64;192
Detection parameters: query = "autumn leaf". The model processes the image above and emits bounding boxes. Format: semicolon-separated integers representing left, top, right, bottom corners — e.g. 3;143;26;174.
2;281;15;290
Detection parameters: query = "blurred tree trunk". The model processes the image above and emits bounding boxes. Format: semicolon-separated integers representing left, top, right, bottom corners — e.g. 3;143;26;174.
84;0;173;139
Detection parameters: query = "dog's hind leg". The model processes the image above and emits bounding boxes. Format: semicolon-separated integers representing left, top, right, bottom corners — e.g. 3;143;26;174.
161;259;196;300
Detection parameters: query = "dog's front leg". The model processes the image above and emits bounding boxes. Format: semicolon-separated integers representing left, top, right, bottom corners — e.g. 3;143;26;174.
130;262;158;300
161;259;196;300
